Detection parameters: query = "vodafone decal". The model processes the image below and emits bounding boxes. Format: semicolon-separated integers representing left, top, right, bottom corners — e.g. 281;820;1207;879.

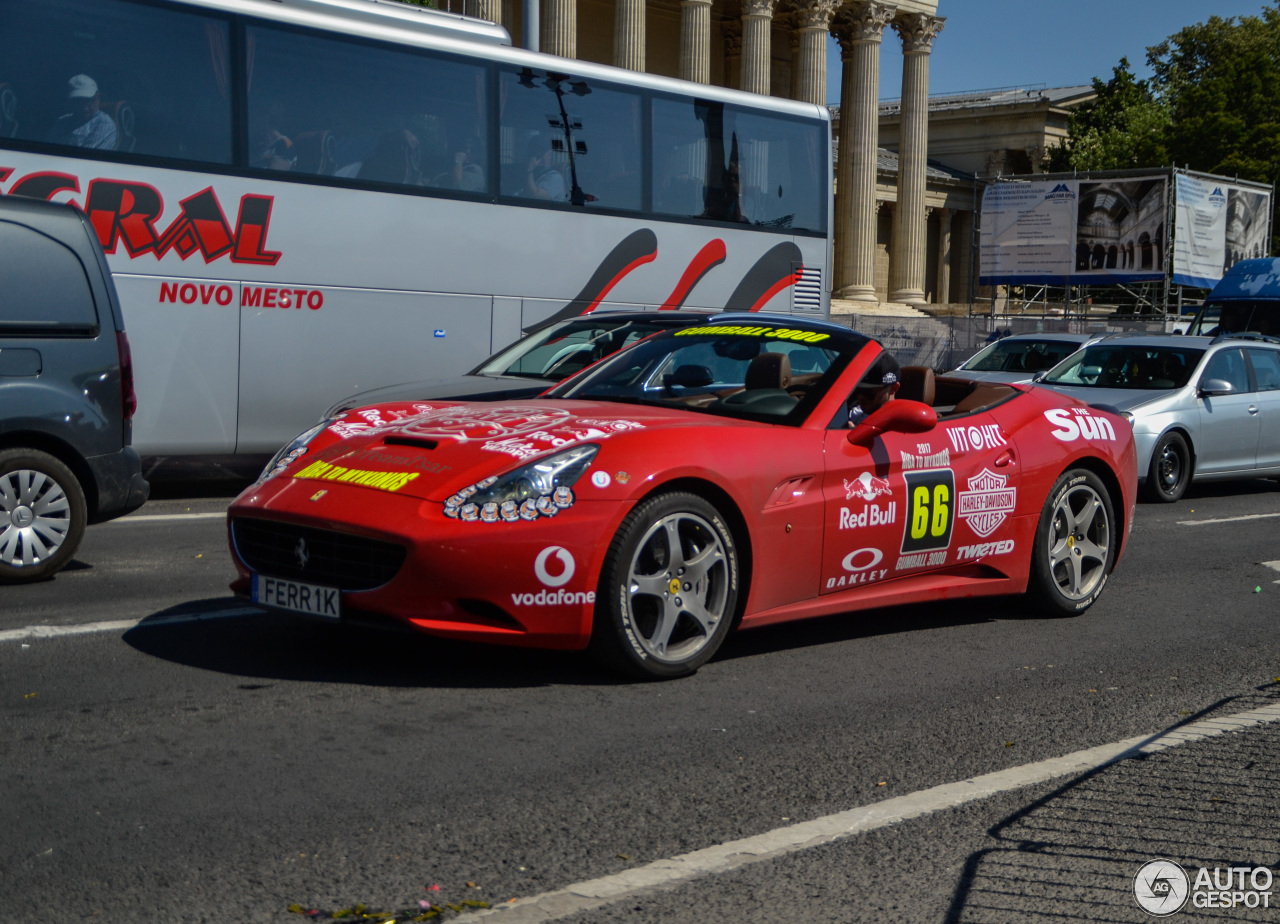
510;546;594;607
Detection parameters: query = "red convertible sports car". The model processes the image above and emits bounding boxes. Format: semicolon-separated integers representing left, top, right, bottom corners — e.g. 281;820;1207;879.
228;317;1138;679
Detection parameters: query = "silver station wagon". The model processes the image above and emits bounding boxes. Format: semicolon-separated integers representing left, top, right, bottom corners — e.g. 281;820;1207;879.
1036;333;1280;502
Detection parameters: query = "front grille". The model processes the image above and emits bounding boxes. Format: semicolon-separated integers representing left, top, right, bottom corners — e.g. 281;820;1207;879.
232;518;406;591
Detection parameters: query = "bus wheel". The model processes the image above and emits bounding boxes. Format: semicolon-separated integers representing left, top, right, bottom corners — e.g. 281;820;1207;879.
0;449;87;583
589;492;739;680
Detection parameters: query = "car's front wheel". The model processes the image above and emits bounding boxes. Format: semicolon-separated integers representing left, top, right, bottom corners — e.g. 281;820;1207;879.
0;448;88;583
590;492;740;680
1025;469;1115;617
1143;431;1191;503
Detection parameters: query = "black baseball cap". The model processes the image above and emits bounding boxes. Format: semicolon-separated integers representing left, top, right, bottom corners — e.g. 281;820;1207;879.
855;353;900;390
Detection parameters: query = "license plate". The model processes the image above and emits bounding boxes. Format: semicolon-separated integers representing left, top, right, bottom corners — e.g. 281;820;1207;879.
252;573;340;619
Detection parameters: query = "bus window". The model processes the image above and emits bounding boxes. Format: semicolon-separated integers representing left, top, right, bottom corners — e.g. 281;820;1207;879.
246;25;489;192
0;0;232;164
499;68;642;211
651;98;825;233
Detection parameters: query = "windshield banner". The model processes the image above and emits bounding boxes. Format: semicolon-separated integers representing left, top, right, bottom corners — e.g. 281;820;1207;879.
980;176;1168;285
1173;174;1272;289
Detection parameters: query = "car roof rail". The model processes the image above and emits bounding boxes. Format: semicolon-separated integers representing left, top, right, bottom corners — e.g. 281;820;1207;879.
1210;331;1280;346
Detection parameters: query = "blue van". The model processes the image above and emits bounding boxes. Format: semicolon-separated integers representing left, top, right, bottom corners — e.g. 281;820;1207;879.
1187;259;1280;337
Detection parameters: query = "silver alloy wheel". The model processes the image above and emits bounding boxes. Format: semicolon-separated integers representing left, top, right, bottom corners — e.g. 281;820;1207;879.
1047;482;1110;601
623;511;730;663
0;468;72;567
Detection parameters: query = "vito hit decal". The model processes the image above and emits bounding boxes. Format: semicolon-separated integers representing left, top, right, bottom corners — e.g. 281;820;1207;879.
945;424;1007;453
1;170;281;265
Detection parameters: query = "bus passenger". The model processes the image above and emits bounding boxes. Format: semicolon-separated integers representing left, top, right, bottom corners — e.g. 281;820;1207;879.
49;75;117;150
432;134;485;191
522;134;565;201
359;128;422;185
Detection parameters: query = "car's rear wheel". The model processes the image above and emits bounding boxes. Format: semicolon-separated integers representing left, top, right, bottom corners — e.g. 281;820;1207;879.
1026;469;1115;617
1144;431;1191;503
590;492;739;680
0;449;87;584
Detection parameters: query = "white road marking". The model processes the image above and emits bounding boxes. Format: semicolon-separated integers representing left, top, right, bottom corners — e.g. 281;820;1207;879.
104;512;227;525
456;702;1280;923
0;607;261;643
1178;512;1280;526
1264;560;1280;584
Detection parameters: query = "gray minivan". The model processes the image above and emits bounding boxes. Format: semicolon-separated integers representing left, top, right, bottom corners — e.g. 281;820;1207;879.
0;197;148;582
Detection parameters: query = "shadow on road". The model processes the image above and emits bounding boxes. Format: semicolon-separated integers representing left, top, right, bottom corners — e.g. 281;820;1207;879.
942;683;1280;922
122;593;1041;687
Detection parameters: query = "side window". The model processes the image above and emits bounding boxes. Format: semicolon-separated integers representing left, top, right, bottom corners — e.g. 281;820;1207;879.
1248;348;1280;392
652;98;825;233
0;0;232;163
0;222;98;332
247;26;488;192
1202;348;1250;394
499;68;642;211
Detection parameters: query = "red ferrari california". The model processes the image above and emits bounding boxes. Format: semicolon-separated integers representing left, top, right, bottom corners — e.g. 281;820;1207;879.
228;317;1137;679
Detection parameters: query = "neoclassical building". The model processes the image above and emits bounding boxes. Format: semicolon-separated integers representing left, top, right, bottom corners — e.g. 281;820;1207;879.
456;0;948;305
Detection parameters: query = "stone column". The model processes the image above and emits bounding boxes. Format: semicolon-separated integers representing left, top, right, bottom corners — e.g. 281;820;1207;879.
614;0;645;72
472;0;502;23
723;22;743;92
793;0;837;106
935;206;952;304
832;1;895;302
542;0;576;57
888;12;943;304
679;0;713;84
740;0;775;96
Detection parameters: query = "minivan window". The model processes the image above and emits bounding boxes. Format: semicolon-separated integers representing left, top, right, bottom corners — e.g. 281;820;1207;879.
0;222;99;332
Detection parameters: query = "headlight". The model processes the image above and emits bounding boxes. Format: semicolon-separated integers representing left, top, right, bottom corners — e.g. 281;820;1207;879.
444;443;599;523
259;420;332;482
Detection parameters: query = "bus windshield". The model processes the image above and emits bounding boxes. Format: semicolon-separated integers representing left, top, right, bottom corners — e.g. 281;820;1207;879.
1189;301;1280;337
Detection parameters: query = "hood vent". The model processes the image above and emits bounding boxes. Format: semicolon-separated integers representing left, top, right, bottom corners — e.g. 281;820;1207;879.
383;435;439;450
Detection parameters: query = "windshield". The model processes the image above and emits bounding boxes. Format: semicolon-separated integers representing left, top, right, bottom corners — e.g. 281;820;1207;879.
1189;300;1280;337
1041;344;1204;390
473;317;681;381
962;338;1082;373
547;324;862;424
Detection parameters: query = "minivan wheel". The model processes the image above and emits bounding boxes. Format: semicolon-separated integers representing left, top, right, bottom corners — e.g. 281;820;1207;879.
0;449;88;583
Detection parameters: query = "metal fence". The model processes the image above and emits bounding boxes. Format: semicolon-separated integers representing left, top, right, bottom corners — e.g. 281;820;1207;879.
829;313;1170;372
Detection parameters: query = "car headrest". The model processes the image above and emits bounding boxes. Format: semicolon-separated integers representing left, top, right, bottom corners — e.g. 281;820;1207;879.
898;365;935;406
745;352;791;390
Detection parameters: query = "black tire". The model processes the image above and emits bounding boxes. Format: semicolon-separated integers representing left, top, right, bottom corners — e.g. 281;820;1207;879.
1143;431;1191;503
1025;469;1115;617
0;448;88;583
589;492;740;680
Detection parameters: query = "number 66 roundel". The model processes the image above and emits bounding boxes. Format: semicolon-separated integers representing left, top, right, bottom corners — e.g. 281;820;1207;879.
901;469;955;554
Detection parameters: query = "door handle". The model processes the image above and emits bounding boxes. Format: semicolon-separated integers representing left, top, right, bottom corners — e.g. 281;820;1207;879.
994;449;1016;467
1249;405;1259;415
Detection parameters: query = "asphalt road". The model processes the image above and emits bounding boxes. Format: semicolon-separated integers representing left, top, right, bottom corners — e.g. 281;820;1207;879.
3;478;1280;923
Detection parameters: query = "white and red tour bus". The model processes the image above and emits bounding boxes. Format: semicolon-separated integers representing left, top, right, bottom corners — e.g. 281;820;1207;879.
0;0;832;457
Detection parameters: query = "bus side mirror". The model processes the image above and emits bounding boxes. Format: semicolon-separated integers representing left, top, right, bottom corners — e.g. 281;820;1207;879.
848;400;937;447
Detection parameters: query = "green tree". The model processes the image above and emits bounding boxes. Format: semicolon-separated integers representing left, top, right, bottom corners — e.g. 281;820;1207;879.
1046;58;1170;171
1148;5;1280;185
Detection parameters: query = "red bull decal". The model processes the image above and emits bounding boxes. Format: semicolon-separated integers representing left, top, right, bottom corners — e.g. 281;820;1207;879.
843;471;892;502
0;168;280;266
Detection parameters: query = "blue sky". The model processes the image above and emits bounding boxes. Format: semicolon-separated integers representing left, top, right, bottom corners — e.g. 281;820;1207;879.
825;0;1273;103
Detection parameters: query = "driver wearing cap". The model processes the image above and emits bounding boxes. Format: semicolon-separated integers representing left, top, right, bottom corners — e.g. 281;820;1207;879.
50;74;117;150
848;353;900;426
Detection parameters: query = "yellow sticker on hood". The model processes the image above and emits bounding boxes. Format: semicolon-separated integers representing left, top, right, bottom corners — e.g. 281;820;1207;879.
293;459;420;493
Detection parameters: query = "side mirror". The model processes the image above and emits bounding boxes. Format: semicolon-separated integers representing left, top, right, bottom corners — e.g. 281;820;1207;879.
1198;378;1235;398
847;400;938;447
